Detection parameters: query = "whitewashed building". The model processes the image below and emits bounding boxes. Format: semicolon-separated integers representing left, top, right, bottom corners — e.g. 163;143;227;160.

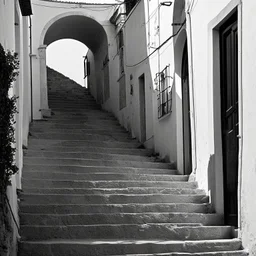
1;0;256;255
106;0;256;254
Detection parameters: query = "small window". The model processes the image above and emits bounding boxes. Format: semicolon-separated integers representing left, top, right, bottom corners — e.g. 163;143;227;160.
125;0;138;16
157;65;172;118
117;30;125;75
84;57;90;79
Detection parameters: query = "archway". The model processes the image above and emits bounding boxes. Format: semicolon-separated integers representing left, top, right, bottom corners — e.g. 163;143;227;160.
39;13;109;116
173;0;192;174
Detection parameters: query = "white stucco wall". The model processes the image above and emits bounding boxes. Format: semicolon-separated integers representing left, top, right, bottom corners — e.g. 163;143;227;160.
113;0;154;147
0;1;31;255
185;0;256;253
30;0;117;119
240;0;256;253
145;0;178;164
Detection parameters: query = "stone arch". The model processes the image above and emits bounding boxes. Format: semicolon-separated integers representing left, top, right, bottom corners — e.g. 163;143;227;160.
37;11;110;117
39;11;108;53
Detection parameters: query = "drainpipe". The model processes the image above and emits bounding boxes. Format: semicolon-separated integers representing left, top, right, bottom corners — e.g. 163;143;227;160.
186;7;197;179
29;15;33;122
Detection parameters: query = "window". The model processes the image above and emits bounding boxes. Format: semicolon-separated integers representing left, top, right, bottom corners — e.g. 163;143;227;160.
125;0;138;16
117;30;124;75
83;56;90;79
157;65;172;118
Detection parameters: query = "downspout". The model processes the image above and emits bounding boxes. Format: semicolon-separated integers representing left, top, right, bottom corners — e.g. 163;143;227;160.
29;15;33;122
186;7;197;179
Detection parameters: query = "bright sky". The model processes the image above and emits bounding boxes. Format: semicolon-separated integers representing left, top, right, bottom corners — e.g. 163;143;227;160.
46;0;121;85
46;39;88;86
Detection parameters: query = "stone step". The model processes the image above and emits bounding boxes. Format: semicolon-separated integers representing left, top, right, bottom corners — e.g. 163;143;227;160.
18;238;243;256
21;179;197;189
28;132;134;142
23;158;172;169
48;98;96;102
20;212;222;226
22;165;175;175
31;119;119;125
30;129;129;137
23;152;159;163
28;139;141;149
30;123;126;131
48;97;97;101
20;193;208;204
20;225;231;241
113;251;248;256
49;104;100;108
22;187;203;195
50;110;114;117
49;106;101;110
24;148;153;156
22;172;186;181
19;203;211;214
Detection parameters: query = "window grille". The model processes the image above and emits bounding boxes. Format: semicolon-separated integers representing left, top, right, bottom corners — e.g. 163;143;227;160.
125;0;138;15
117;30;125;75
157;65;172;118
119;47;124;75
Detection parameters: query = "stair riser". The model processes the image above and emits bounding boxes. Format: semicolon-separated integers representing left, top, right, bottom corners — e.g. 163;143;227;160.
38;118;119;124
19;203;210;214
20;213;222;226
22;188;202;195
22;165;175;175
24;153;156;162
28;139;141;149
30;125;126;132
20;225;231;240
25;148;152;156
29;128;127;135
18;240;242;256
23;160;172;170
21;180;197;189
22;172;187;181
20;194;208;204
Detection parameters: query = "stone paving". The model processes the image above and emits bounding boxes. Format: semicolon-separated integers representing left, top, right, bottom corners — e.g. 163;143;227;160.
18;69;246;255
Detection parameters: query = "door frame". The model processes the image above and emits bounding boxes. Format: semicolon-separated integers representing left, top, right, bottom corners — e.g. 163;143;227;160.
208;0;242;230
139;74;146;143
219;11;238;227
181;42;192;175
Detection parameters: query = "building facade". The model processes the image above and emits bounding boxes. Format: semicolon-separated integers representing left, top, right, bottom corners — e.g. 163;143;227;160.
0;0;32;255
104;0;256;254
1;0;256;255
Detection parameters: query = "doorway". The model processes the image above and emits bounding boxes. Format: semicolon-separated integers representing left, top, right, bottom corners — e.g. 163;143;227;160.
139;74;146;143
220;12;238;227
181;42;192;175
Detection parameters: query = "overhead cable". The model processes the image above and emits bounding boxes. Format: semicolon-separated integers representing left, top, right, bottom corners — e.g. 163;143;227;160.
126;19;186;67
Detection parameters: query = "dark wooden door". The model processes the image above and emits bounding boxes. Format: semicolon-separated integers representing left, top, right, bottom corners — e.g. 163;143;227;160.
139;74;146;143
220;12;238;227
181;42;192;175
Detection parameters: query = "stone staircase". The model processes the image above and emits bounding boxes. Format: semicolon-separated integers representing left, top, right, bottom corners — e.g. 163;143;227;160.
18;68;246;255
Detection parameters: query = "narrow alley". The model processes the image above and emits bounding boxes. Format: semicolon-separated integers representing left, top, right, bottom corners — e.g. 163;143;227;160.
1;0;256;255
18;69;245;255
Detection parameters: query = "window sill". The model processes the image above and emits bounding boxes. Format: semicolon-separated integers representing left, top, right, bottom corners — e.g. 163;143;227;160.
158;111;171;122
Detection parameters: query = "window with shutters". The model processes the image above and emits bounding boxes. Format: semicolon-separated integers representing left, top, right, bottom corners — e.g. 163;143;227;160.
156;65;172;118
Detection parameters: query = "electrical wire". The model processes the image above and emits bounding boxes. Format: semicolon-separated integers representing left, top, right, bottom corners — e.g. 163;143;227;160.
126;19;186;67
38;0;136;6
33;3;115;10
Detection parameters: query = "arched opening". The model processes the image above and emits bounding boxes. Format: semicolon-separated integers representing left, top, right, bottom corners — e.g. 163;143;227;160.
39;13;110;113
181;42;192;175
173;0;192;175
46;39;88;87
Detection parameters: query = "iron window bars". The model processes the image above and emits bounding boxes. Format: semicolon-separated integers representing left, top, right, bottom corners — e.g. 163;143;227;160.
157;65;172;118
